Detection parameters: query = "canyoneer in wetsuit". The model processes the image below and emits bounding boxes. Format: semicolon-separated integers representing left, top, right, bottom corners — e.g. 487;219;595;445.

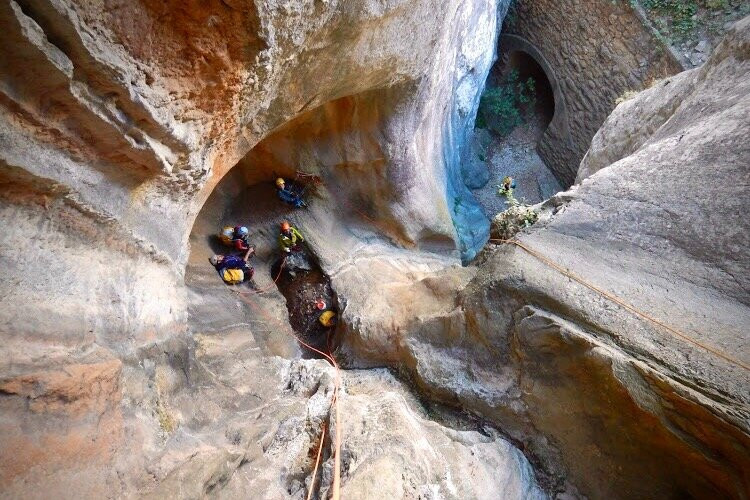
278;221;304;253
277;221;310;278
276;178;307;208
219;225;253;251
209;245;256;285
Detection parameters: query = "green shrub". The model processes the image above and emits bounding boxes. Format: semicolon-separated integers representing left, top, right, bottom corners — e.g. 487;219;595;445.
491;194;539;240
641;0;698;39
476;69;537;136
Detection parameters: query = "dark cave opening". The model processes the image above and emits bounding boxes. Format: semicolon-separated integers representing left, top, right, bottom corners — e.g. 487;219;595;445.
469;46;562;217
187;150;339;361
496;49;555;139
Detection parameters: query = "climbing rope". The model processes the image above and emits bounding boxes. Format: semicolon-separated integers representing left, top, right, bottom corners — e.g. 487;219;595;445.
230;278;342;499
234;256;286;296
221;168;737;499
306;423;326;500
489;238;750;372
222;208;342;497
215;169;384;497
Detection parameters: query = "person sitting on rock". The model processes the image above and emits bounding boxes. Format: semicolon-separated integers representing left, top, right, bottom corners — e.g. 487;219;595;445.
219;225;253;251
276;177;307;208
231;226;253;251
278;221;304;253
498;176;517;197
209;245;256;285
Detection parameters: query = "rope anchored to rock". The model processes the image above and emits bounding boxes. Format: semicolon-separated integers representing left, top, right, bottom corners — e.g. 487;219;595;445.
230;277;342;499
489;238;750;372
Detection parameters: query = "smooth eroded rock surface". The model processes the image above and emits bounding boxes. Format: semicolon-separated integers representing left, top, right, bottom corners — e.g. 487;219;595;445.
1;0;748;498
337;17;749;499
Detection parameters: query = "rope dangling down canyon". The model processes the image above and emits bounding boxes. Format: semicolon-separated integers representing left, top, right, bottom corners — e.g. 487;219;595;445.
232;279;342;499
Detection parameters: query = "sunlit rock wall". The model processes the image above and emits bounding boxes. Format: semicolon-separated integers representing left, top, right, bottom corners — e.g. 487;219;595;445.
337;17;750;498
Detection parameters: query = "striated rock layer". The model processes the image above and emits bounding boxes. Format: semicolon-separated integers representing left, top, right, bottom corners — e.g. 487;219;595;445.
0;0;544;497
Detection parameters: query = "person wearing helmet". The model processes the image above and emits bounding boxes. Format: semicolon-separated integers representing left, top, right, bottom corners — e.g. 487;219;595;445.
278;221;304;253
275;177;307;208
219;226;235;245
318;310;337;328
219;225;252;250
232;225;252;251
209;243;256;284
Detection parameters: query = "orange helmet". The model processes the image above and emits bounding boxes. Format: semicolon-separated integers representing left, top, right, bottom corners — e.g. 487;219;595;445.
280;221;291;231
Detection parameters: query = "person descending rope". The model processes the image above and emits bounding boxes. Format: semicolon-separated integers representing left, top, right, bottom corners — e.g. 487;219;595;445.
276;177;307;208
277;221;311;278
278;220;304;253
219;225;253;251
209;244;256;285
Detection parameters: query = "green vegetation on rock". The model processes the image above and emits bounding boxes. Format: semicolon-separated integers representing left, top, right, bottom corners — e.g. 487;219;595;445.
476;69;536;136
638;0;749;44
492;188;539;240
642;0;699;39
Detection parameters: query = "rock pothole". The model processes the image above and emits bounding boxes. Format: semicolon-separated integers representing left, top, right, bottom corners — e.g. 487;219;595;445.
272;257;339;359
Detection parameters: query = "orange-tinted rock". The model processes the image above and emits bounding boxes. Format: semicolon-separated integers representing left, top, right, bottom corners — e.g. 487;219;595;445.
0;360;123;491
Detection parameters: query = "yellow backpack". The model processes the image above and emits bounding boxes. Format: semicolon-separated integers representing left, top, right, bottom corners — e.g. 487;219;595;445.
221;268;244;285
319;310;337;327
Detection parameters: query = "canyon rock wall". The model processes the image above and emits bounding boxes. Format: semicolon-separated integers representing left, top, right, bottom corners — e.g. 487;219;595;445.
502;0;683;185
338;16;750;499
2;0;748;497
0;0;523;496
0;0;503;267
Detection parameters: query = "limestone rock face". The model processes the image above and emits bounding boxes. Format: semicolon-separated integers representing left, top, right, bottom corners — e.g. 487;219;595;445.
338;16;750;499
2;0;748;497
1;0;540;496
350;19;750;498
0;0;503;398
328;370;545;500
0;0;503;267
0;357;123;497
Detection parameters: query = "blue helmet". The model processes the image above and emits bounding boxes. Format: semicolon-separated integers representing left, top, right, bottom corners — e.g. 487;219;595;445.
236;226;249;237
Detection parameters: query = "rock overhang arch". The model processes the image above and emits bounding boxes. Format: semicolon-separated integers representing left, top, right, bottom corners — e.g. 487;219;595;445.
185;85;475;274
497;34;576;186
